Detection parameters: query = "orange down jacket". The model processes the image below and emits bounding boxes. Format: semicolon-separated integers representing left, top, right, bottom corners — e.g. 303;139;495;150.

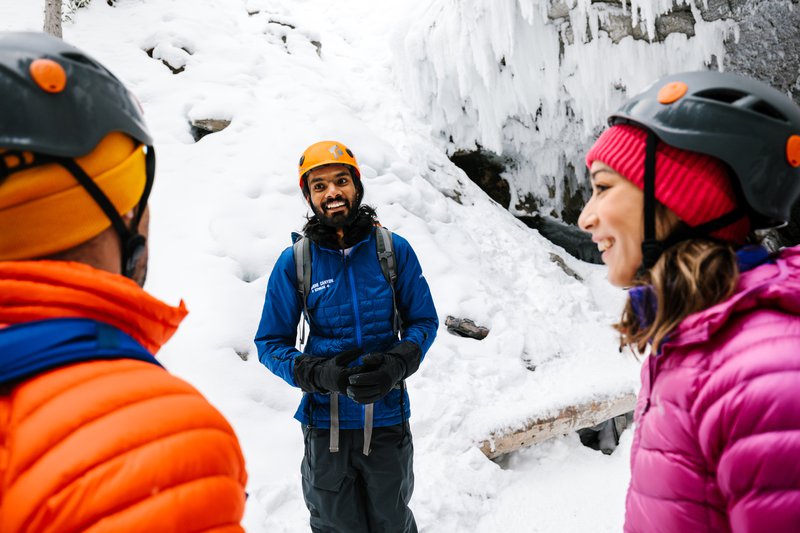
0;261;248;532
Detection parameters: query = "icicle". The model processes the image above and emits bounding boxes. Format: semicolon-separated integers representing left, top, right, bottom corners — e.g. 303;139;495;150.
394;0;737;217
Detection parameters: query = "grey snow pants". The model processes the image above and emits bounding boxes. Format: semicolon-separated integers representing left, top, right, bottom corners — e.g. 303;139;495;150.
301;423;417;533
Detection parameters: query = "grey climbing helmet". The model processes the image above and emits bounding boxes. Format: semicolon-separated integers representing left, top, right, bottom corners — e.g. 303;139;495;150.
609;70;800;228
0;31;154;280
0;31;152;157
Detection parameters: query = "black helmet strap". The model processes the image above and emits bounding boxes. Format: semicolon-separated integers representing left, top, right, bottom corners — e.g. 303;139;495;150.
640;130;661;271
56;145;155;279
639;130;747;275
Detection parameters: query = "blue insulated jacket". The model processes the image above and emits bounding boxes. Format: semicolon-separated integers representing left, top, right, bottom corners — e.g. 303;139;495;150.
255;228;438;429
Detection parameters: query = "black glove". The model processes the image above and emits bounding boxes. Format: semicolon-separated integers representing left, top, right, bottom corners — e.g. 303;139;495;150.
346;341;422;404
293;349;362;394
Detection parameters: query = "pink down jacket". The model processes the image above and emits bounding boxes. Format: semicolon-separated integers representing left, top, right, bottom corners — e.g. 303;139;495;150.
625;245;800;533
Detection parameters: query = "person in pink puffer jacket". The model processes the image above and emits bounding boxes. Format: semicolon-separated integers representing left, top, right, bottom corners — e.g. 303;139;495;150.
578;71;800;533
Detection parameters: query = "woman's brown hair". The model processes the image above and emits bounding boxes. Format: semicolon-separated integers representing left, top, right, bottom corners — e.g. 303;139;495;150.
615;232;741;356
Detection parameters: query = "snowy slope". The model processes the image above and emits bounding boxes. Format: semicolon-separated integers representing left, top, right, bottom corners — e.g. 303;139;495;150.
3;1;639;531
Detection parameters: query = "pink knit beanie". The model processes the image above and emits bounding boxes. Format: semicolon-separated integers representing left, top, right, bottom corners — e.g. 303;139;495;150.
586;124;750;243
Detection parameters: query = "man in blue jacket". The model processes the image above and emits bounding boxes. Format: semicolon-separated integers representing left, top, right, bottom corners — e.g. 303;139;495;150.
255;140;438;533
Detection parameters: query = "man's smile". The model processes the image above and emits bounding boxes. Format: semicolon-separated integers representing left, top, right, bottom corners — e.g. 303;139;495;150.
324;199;348;212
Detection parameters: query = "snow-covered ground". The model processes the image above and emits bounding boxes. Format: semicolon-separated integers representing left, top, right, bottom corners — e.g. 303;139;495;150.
3;1;641;531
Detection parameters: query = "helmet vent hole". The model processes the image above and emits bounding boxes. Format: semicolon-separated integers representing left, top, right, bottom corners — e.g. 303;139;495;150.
750;100;787;122
60;52;107;74
696;88;787;121
695;88;748;104
60;52;92;65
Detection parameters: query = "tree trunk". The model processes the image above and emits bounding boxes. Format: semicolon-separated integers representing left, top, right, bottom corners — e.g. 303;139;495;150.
43;0;63;39
478;393;637;459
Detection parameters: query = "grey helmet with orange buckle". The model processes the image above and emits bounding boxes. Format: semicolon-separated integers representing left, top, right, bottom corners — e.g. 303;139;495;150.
0;31;154;279
610;71;800;230
0;31;151;156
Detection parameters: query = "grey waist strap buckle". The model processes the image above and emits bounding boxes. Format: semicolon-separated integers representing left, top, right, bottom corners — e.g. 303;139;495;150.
329;392;340;453
363;403;374;456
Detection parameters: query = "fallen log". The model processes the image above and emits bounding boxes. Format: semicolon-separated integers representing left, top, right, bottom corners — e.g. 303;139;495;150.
478;393;637;459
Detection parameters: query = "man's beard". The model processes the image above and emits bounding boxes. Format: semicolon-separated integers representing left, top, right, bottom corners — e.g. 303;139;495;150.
312;195;361;228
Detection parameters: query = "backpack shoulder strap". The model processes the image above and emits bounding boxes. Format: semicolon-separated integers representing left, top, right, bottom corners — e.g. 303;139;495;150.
292;236;313;347
375;227;397;284
375;226;402;337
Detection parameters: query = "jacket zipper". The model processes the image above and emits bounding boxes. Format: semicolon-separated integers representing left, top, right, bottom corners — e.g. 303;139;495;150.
641;354;657;416
345;253;363;348
344;251;366;425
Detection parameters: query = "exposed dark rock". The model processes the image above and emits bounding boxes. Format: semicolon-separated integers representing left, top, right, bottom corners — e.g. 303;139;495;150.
577;411;633;455
561;188;586;225
549;252;583;281
190;118;231;142
450;149;511;208
546;181;556;199
268;19;296;29
597;11;649;43
559;2;693;44
548;0;570;20
560;163;585;225
655;10;696;40
519;215;602;264
723;0;800;109
144;46;191;75
515;193;540;214
445;316;490;340
700;0;734;21
443;188;464;205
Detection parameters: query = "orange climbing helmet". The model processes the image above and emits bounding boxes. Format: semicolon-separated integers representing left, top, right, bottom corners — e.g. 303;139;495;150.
298;140;361;189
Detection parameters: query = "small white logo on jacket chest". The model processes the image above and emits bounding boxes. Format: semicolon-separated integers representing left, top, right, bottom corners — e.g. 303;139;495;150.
311;279;335;293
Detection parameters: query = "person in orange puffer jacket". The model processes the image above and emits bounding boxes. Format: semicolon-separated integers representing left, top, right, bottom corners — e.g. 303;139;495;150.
0;32;247;532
